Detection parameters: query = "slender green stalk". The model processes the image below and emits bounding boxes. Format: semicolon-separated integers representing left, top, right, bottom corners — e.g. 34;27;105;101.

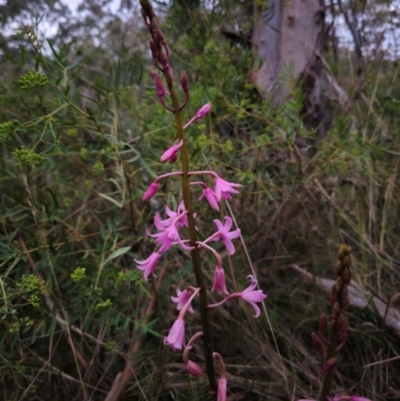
167;83;217;391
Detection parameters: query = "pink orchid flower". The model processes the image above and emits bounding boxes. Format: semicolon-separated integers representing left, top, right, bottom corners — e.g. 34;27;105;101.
148;205;194;252
208;275;267;318
160;140;184;163
211;266;229;295
134;251;161;280
240;275;267;317
214;176;242;201
156;202;190;229
164;288;200;351
147;223;192;252
198;187;219;211
209;216;241;255
164;317;185;350
171;288;195;313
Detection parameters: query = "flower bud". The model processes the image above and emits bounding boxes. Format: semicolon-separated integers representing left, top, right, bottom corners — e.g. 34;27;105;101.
311;332;324;350
318;313;327;335
149;41;158;61
160;140;183;163
150;71;166;99
142;181;159;201
321;357;337;376
185;360;203;377
180;71;189;93
196;102;212;119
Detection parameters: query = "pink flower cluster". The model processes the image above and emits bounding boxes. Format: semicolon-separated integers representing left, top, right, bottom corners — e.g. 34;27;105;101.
135;102;267;399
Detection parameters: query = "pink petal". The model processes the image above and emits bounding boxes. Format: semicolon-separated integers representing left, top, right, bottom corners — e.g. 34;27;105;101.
213;219;224;232
222;237;235;255
154;213;166;230
226;228;241;240
241;289;266;303
350;397;373;401
171;288;194;313
214;176;242;201
211;267;229;295
221;192;232;200
248;301;261;318
223;216;233;231
164;318;185;350
134;252;161;280
217;377;227;401
199;188;219;211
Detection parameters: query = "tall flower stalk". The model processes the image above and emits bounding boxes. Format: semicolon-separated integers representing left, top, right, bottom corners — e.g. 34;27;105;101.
137;1;266;397
298;245;372;401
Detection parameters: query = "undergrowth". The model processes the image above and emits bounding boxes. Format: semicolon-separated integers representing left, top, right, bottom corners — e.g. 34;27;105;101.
0;7;399;401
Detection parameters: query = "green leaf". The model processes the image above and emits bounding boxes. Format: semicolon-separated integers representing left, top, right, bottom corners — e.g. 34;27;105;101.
35;55;41;71
140;157;157;179
98;193;123;208
20;46;26;66
47;40;65;67
4;49;21;66
66;57;82;71
105;246;131;265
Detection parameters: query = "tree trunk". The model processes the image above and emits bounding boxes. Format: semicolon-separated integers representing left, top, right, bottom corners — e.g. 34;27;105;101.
252;0;332;139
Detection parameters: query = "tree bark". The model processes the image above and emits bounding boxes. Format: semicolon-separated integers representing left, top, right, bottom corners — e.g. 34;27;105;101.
252;0;331;138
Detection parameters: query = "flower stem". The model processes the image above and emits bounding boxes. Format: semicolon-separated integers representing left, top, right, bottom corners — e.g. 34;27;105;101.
167;82;217;391
318;325;338;401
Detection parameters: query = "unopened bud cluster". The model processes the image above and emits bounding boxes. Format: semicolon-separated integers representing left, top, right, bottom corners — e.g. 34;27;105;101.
311;245;352;377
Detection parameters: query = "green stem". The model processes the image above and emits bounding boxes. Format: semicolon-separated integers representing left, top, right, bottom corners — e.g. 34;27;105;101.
318;325;338;401
168;83;217;391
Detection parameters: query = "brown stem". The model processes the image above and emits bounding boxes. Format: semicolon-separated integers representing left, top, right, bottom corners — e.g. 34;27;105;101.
168;83;217;391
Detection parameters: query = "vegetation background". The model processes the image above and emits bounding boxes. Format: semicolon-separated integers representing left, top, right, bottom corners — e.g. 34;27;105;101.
0;0;399;400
